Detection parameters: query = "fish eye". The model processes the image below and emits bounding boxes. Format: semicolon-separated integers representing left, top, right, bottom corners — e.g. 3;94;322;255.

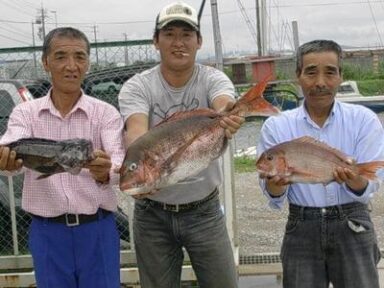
129;163;138;171
266;154;274;161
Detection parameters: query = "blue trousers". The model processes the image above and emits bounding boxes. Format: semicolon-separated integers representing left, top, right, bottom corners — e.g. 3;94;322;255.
281;202;381;288
28;212;120;288
133;194;238;288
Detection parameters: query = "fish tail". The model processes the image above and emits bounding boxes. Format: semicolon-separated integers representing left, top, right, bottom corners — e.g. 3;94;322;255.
233;74;280;118
357;161;384;180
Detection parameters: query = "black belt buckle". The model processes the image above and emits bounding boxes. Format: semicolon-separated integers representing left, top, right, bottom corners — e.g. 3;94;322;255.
65;214;80;227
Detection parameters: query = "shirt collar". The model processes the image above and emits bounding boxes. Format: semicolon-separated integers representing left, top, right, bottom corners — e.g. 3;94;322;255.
299;100;337;127
38;88;91;118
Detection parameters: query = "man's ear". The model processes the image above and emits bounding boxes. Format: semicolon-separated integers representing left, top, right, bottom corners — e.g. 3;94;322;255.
153;36;159;50
197;36;202;50
42;56;49;72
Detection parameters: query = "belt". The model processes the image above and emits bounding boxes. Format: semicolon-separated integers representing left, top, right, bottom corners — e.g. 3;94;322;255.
145;188;219;212
31;208;111;227
289;202;368;219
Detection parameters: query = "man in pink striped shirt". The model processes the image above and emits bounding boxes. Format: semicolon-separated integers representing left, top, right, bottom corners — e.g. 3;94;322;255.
0;27;125;288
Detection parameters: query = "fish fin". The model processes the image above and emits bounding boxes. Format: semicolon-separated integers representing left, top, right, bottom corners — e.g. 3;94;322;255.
155;108;219;127
233;75;280;118
357;161;384;180
7;137;58;149
292;136;355;164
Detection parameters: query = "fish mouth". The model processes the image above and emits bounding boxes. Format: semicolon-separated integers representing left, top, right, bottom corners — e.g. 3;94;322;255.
120;181;151;195
256;169;275;177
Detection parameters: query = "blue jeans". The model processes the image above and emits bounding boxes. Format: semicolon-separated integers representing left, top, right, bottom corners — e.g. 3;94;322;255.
133;193;238;288
281;202;381;288
28;212;120;288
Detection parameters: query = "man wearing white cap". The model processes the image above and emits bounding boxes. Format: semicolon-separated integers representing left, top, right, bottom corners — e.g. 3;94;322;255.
118;1;240;287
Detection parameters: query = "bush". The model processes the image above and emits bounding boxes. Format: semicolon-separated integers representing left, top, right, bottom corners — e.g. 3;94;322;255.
357;80;384;96
234;155;256;173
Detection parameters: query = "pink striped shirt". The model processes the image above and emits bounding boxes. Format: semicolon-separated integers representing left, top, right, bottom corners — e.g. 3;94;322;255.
0;92;126;217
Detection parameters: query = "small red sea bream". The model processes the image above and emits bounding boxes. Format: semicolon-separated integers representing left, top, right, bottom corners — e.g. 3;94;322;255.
120;76;280;195
256;136;384;184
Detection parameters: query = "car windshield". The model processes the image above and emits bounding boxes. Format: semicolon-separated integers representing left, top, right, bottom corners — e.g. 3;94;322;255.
23;80;51;98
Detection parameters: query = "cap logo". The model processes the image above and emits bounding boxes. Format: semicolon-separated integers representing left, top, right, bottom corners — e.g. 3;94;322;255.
166;4;192;16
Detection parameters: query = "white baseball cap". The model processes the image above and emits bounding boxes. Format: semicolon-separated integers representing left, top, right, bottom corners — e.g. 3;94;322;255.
156;1;199;31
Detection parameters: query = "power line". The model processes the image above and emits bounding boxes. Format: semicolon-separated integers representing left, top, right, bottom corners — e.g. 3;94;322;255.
366;0;384;47
13;0;40;10
0;24;31;40
0;0;35;17
0;32;30;45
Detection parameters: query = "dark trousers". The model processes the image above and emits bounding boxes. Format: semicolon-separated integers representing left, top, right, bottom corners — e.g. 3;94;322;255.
133;193;238;288
281;202;381;288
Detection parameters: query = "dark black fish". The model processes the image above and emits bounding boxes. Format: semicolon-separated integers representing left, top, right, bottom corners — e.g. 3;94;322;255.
7;138;95;179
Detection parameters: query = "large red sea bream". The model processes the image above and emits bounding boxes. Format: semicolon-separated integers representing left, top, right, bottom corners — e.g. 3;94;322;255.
120;77;280;195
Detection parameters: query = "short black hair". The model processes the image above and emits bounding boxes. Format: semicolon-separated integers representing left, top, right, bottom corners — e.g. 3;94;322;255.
296;39;343;76
42;27;90;60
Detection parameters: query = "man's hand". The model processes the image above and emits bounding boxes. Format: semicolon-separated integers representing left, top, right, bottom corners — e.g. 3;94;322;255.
0;146;23;171
259;172;290;197
219;101;245;139
333;167;368;194
86;149;112;184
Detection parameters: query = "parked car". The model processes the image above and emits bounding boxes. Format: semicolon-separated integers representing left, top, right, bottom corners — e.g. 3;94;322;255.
83;63;157;109
91;81;123;94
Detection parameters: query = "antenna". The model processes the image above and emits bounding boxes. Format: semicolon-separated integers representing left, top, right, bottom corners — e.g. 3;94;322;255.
198;0;206;25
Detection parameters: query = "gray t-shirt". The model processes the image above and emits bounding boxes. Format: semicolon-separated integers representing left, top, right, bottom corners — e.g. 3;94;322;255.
118;63;235;204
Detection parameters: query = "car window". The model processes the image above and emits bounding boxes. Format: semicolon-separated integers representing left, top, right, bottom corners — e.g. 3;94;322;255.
0;90;16;117
85;79;125;109
25;81;51;99
0;90;15;135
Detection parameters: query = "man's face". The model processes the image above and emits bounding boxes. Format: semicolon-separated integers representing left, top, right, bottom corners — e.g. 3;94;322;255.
298;51;342;110
154;23;202;71
43;36;89;95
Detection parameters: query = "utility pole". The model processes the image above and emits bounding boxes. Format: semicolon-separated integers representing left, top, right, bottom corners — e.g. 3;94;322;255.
93;25;99;66
123;33;129;66
260;0;267;55
40;6;46;41
292;20;300;51
210;0;223;71
35;6;47;41
31;22;37;76
255;0;262;56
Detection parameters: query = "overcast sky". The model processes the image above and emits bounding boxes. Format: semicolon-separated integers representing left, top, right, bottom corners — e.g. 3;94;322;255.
1;0;383;57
